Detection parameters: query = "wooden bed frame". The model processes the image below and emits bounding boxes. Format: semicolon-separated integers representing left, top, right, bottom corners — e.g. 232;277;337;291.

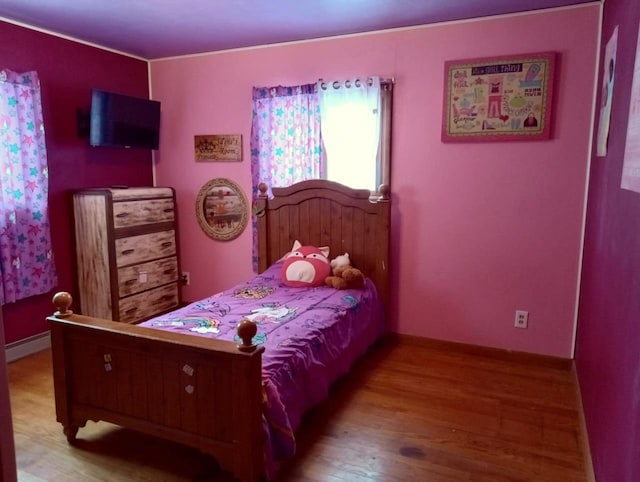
47;180;390;482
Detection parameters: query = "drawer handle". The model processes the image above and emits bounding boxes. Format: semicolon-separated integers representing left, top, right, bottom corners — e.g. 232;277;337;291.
161;242;173;248
121;249;135;255
163;208;174;213
124;279;136;286
115;212;130;218
159;295;174;302
163;269;175;275
124;307;138;314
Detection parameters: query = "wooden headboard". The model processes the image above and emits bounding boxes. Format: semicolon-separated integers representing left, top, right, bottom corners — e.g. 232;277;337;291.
256;180;390;309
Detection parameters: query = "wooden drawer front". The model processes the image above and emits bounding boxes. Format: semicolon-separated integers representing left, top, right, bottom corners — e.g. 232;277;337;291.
118;257;178;297
112;198;175;229
110;187;173;201
115;230;176;267
118;283;179;323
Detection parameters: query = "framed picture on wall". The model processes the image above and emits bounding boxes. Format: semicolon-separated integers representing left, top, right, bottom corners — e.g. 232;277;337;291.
442;52;556;142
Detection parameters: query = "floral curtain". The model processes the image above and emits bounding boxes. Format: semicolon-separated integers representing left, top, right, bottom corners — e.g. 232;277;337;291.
0;69;57;304
249;84;323;269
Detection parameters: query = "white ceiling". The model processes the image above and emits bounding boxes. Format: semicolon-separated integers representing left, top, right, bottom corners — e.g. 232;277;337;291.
0;0;597;59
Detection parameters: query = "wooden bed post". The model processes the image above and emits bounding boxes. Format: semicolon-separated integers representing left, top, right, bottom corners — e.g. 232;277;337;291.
256;183;269;274
375;184;391;312
50;292;84;442
230;340;264;482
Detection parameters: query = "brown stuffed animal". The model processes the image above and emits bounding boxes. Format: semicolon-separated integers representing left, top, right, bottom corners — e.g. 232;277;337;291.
325;264;366;290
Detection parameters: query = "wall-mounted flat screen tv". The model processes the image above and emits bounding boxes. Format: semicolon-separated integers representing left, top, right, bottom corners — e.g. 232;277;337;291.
89;89;161;149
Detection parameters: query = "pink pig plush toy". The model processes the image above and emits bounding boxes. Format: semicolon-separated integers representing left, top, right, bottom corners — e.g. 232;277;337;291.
281;240;330;287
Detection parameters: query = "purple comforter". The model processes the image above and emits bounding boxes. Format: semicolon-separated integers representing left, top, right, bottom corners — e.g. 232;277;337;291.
140;261;385;471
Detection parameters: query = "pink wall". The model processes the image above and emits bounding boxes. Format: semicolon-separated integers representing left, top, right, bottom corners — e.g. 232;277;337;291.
150;5;600;358
0;21;153;343
576;0;640;480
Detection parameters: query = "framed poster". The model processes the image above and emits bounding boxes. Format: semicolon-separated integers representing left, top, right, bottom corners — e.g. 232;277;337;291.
194;134;242;161
621;23;640;193
442;52;556;142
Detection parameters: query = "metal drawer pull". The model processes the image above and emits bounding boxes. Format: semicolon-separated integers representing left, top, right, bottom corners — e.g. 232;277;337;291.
121;249;135;255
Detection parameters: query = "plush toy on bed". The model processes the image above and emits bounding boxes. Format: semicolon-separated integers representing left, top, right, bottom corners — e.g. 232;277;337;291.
325;252;366;290
281;240;331;287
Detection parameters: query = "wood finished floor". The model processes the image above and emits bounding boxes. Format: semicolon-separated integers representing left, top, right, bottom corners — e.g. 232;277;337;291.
8;336;587;481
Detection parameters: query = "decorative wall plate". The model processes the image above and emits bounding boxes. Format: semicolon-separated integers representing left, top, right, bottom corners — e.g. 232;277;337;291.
196;178;248;241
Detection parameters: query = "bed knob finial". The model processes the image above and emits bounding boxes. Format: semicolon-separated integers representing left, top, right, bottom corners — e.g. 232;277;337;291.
236;318;258;353
258;183;268;197
378;184;390;200
52;291;73;317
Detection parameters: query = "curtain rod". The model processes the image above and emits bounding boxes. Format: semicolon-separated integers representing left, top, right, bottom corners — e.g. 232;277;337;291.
318;77;394;91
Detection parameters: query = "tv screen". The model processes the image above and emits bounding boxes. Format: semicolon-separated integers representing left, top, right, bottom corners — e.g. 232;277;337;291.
89;89;161;149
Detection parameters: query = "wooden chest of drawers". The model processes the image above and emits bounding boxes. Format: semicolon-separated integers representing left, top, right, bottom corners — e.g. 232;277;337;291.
73;187;181;323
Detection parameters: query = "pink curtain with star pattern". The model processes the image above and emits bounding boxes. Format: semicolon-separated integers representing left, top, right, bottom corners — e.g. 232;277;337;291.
249;84;324;270
0;69;57;304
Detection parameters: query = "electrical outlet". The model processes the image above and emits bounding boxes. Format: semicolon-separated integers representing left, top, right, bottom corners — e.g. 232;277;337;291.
181;272;190;286
514;310;529;329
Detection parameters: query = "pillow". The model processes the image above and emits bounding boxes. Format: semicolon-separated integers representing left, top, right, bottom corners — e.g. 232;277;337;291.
281;240;330;287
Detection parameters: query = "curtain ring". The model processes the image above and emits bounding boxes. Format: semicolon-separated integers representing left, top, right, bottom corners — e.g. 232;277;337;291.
270;88;276;97
355;79;361;87
332;81;340;89
345;80;351;88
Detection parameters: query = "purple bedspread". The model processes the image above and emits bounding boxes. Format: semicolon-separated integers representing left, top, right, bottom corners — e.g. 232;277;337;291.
140;261;385;471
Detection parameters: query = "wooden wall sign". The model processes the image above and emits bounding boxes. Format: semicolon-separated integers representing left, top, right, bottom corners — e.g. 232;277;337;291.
194;134;242;161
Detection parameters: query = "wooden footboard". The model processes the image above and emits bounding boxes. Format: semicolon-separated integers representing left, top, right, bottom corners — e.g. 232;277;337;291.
47;292;265;482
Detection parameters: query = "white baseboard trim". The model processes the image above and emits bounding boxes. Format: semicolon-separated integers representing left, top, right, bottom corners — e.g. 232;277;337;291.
573;362;596;482
5;332;51;363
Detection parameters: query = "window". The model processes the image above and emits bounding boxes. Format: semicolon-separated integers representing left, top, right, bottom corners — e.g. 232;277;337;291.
251;77;392;194
318;76;393;192
250;84;323;195
249;77;393;269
